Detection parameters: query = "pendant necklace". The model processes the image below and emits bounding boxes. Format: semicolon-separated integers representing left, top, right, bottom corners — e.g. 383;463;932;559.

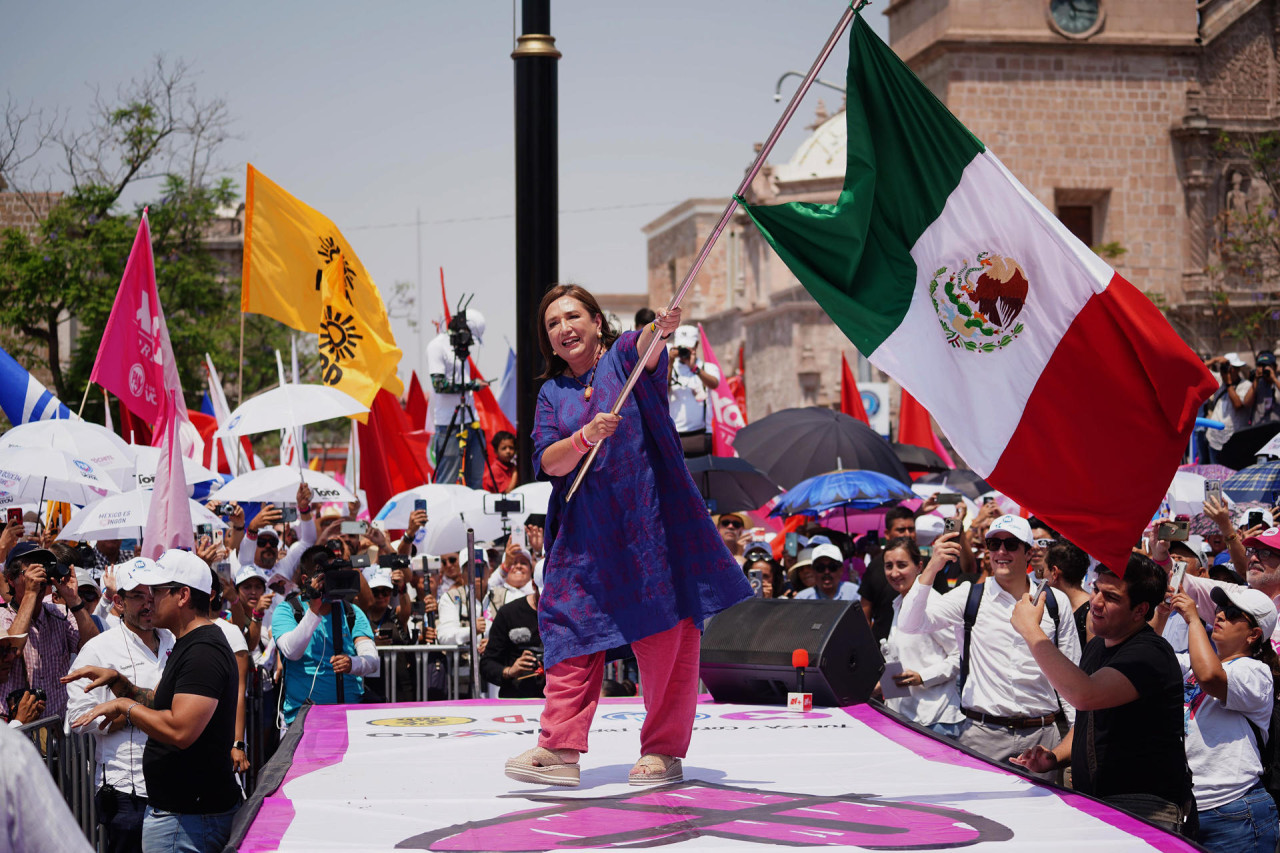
570;346;603;401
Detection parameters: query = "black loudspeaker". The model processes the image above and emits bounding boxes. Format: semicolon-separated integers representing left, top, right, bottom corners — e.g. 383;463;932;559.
699;599;884;707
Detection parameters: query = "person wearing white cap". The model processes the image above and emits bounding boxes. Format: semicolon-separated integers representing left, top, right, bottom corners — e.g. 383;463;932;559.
1206;352;1255;462
667;324;720;456
64;558;176;853
898;515;1081;779
65;549;242;851
1167;584;1280;850
794;544;859;601
425;309;489;488
437;546;487;646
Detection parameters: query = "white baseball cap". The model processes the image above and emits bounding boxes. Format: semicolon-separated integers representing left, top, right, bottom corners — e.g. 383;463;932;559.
1224;352;1247;368
364;567;393;590
672;325;699;349
234;566;268;588
115;558;159;592
133;549;212;594
987;514;1034;546
810;543;844;565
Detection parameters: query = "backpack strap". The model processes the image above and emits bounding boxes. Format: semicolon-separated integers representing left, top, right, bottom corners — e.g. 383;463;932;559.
958;582;984;698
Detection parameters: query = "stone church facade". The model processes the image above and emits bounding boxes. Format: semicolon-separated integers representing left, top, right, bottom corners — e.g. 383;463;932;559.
644;0;1280;423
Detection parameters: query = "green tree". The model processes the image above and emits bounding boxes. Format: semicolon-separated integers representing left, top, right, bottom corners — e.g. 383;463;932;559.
0;58;291;427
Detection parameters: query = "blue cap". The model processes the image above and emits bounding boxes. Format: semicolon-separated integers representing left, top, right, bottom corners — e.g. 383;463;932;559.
4;542;57;572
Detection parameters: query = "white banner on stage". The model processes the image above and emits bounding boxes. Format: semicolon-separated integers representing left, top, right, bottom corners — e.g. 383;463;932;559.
238;700;1192;852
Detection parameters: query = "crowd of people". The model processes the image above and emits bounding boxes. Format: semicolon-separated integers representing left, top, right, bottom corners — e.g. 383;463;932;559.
7;307;1280;851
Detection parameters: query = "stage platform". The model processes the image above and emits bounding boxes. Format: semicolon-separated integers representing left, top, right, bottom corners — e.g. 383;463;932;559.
226;698;1201;852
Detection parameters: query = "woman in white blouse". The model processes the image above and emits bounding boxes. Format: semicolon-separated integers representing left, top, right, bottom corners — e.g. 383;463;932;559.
880;537;965;737
1168;583;1279;853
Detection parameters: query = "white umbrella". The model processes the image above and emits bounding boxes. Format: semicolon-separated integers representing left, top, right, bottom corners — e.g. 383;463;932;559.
129;445;221;489
219;384;368;437
0;420;137;487
0;446;121;506
58;490;227;542
374;484;504;554
1164;470;1233;518
508;481;552;529
211;465;356;505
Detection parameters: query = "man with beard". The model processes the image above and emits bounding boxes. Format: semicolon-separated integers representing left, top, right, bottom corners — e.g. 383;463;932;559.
1177;525;1280;651
66;559;175;853
236;483;317;581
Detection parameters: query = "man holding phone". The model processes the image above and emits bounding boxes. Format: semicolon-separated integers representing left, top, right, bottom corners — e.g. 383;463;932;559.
238;483;317;585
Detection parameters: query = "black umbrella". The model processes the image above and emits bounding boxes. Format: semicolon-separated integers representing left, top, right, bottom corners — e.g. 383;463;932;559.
1219;423;1280;471
890;442;949;473
685;455;783;514
915;469;992;502
733;407;911;491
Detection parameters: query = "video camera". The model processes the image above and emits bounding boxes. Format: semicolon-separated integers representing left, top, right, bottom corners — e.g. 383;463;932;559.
317;554;362;603
378;554;410;570
448;294;477;361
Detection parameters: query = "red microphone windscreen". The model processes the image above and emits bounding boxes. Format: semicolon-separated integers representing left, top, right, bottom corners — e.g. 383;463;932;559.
792;648;809;668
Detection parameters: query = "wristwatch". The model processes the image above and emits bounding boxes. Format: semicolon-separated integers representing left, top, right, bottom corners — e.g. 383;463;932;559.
68;600;86;613
232;740;247;752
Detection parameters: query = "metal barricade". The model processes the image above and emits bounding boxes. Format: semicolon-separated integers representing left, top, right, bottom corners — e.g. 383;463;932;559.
19;715;102;850
375;645;464;701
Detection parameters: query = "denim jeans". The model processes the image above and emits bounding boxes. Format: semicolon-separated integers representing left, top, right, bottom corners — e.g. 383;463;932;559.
142;804;239;853
1197;786;1279;853
929;720;965;738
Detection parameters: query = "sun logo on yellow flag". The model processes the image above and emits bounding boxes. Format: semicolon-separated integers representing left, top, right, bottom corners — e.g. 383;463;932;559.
319;306;364;386
315;236;356;305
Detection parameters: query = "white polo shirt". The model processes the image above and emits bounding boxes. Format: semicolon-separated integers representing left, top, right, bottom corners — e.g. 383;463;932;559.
898;578;1080;724
64;624;175;796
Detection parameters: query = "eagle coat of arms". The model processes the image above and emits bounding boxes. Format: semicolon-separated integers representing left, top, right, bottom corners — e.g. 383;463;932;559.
928;251;1028;353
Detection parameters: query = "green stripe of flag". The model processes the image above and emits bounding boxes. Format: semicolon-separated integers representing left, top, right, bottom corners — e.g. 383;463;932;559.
742;15;986;355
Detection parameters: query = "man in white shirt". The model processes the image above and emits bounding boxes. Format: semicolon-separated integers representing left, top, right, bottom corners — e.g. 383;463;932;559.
795;544;860;601
237;486;317;584
897;515;1080;779
668;325;720;456
65;559;174;853
425;311;489;488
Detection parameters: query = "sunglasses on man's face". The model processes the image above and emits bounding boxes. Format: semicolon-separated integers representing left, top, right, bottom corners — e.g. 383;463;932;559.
813;562;842;573
719;519;743;530
441;556;459;565
984;537;1024;553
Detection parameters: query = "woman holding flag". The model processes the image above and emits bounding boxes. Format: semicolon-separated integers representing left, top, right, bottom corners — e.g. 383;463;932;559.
503;284;751;788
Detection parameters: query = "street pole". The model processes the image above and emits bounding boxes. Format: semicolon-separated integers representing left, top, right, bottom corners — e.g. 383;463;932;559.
512;0;560;484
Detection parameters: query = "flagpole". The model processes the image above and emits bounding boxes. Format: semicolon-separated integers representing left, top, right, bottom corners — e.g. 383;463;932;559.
77;381;94;418
237;312;246;407
566;1;860;503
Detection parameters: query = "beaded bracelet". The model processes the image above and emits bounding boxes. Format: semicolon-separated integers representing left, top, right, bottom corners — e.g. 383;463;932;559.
580;427;598;448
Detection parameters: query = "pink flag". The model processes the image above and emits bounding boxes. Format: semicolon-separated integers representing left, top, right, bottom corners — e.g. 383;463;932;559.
697;325;746;457
142;392;194;559
90;211;186;429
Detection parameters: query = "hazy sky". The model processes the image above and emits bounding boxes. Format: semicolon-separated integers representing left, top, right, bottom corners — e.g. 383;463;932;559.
4;1;889;381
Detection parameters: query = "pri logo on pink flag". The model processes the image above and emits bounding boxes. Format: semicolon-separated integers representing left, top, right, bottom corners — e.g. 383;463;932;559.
697;325;745;457
90;212;183;426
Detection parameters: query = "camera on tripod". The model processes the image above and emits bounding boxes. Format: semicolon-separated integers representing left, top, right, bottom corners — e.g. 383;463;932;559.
318;554;362;603
448;295;477;361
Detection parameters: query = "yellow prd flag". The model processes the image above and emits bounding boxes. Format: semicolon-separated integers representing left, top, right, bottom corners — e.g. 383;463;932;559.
242;164;404;402
318;251;405;408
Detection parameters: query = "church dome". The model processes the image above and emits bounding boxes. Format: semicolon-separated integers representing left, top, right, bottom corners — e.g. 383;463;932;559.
772;109;846;183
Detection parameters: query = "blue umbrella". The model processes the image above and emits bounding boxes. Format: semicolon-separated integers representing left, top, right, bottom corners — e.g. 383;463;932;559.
769;469;914;517
1223;461;1280;504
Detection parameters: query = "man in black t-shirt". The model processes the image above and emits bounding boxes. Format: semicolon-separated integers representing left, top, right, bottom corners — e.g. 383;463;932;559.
65;549;241;852
1010;553;1190;835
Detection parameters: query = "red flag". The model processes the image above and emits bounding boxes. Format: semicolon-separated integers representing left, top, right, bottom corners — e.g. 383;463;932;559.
898;388;956;471
406;372;428;432
116;398;153;445
727;343;748;423
467;357;516;440
357;389;433;515
90;212;186;428
840;354;870;424
187;410;253;475
142;393;193;559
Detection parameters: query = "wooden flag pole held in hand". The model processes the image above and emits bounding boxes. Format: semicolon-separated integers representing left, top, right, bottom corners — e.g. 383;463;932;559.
565;2;860;503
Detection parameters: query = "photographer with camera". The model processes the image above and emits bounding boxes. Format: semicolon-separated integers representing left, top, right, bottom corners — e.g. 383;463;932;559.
1;542;99;718
358;561;416;702
1252;350;1280;426
272;546;377;728
480;553;544;699
667;325;720;458
426;306;490;488
1205;353;1255;464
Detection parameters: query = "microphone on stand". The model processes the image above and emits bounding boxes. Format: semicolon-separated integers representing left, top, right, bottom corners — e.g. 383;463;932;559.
788;648;813;713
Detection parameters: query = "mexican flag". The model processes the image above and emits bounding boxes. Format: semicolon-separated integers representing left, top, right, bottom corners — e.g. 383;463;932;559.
742;15;1216;572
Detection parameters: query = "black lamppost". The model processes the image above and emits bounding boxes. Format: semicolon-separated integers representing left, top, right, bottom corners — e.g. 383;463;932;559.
512;0;560;484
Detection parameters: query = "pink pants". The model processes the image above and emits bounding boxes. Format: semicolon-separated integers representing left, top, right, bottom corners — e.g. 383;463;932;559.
538;618;701;757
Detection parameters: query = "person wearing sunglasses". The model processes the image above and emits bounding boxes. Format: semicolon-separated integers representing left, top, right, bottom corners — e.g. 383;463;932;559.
1167;585;1280;851
1170;526;1280;657
898;515;1081;779
715;514;748;565
794;544;859;601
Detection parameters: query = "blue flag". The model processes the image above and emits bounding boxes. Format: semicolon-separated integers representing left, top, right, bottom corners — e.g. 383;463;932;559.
494;346;517;430
0;344;72;425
